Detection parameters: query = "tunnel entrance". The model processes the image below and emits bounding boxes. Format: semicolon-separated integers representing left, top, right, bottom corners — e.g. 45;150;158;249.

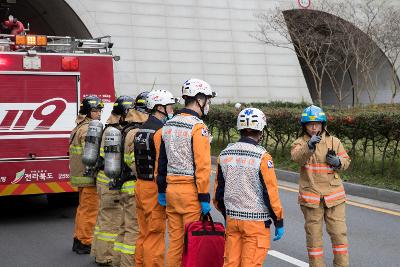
283;9;400;106
0;0;91;38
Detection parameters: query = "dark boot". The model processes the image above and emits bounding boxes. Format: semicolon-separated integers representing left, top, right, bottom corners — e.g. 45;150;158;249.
72;238;79;252
95;259;112;266
75;242;91;254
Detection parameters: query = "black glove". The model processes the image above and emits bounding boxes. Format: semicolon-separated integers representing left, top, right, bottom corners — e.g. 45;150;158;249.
308;135;322;151
96;157;104;170
121;163;135;182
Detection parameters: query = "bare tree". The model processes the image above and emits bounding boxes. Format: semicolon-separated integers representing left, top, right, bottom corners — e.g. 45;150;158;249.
325;25;355;108
254;0;400;107
330;0;397;105
254;8;338;107
368;5;400;103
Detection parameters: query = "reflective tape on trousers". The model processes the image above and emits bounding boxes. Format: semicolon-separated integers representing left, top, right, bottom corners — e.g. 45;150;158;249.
121;181;136;194
96;171;111;184
96;231;117;242
113;242;135;255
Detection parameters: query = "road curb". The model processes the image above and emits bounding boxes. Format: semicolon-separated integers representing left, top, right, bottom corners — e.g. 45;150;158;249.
211;156;400;205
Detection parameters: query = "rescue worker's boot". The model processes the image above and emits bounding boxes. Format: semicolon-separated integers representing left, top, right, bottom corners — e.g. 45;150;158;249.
95;259;112;266
75;242;92;254
72;238;79;252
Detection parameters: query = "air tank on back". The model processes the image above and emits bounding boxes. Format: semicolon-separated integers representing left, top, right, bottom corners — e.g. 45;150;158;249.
82;120;103;166
104;126;122;179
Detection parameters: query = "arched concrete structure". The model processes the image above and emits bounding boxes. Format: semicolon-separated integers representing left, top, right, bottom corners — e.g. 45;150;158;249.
2;0;92;37
283;9;400;106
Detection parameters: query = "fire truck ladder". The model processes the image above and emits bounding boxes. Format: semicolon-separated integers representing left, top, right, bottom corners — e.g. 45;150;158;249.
0;34;114;54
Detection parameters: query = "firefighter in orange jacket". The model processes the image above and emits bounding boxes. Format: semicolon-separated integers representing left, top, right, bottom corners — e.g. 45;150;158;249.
291;105;350;267
91;96;136;265
70;96;103;254
112;92;149;267
134;89;178;267
214;108;284;267
157;78;216;267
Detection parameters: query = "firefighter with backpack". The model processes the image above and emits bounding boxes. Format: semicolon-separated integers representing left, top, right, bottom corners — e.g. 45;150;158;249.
213;107;285;266
291;105;350;267
156;78;216;267
91;95;139;265
134;89;178;267
70;96;103;254
111;92;149;267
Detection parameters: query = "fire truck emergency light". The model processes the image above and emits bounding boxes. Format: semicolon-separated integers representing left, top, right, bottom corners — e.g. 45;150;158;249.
15;35;47;46
62;56;79;71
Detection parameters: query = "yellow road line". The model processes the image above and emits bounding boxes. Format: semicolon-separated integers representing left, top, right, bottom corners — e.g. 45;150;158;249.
279;185;299;193
278;185;400;217
345;201;400;216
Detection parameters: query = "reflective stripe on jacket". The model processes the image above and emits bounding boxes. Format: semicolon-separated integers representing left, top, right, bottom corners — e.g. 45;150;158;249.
69;117;94;187
291;132;351;208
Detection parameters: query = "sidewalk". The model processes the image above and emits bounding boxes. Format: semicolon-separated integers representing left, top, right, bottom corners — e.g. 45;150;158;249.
211;156;400;206
275;168;400;206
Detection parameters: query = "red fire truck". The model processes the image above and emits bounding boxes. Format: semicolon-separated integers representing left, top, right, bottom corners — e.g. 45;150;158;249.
0;33;116;197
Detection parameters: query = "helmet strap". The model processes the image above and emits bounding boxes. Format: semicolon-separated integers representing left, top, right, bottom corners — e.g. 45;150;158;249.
155;105;168;118
258;131;265;144
159;106;168;117
196;98;207;117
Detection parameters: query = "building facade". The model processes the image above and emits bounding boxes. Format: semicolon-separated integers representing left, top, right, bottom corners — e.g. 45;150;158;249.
63;0;312;103
5;0;399;104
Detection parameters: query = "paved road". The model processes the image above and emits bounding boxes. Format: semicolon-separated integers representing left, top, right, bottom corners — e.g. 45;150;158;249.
1;176;399;267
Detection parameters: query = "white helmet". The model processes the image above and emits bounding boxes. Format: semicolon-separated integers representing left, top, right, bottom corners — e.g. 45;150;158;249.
237;108;267;132
182;78;217;98
146;89;178;110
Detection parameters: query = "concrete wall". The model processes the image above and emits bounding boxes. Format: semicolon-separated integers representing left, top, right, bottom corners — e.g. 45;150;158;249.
65;0;312;103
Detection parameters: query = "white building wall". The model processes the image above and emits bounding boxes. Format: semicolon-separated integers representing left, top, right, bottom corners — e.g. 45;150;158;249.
66;0;312;103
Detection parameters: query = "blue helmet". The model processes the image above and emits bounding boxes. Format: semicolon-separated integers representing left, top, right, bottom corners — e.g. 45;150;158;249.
300;105;327;125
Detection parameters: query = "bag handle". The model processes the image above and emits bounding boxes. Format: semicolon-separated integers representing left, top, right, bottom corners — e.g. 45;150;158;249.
183;213;219;254
200;213;216;232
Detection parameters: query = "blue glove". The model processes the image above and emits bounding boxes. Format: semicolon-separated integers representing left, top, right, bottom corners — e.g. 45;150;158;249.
326;154;341;168
158;193;166;207
200;202;211;215
308;135;322;151
273;226;285;241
